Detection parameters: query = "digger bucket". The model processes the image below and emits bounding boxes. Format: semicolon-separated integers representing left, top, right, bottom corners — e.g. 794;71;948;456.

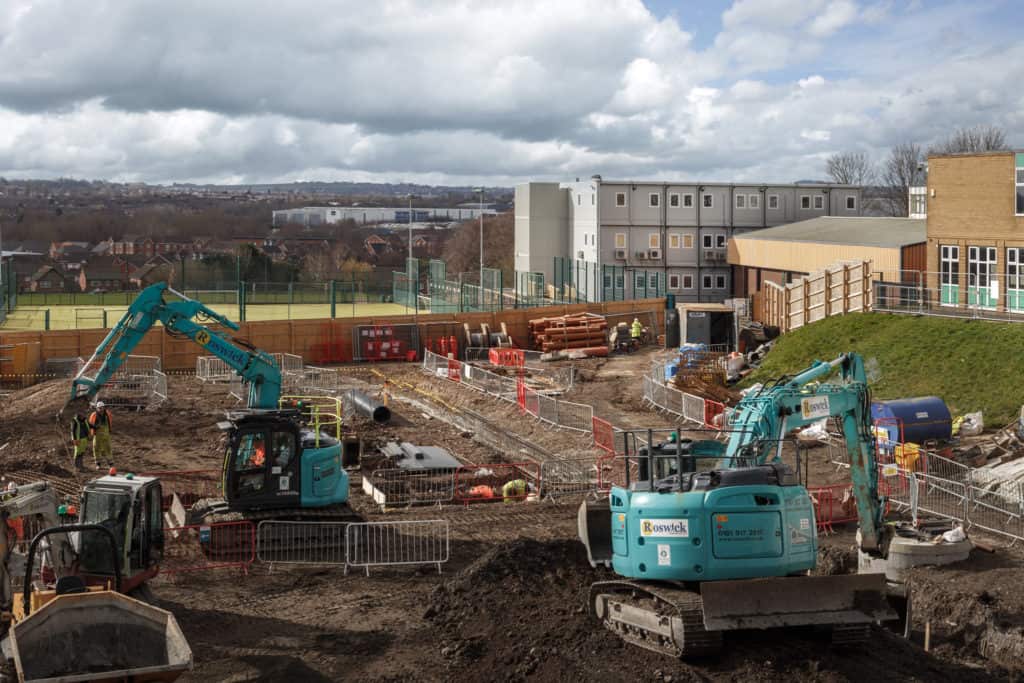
10;591;192;683
578;498;613;568
700;573;896;631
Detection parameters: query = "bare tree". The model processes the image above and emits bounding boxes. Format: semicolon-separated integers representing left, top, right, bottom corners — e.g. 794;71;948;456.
881;142;924;217
825;151;876;186
930;124;1009;155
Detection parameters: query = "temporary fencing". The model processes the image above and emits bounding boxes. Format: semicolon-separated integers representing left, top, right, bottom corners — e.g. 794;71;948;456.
423;350;593;433
346;520;450;575
592;416;617;454
142;469;222;512
158;521;256;576
197;352;302;383
808;483;858;533
363;468;457;507
454;462;541;503
540;458;602;499
255;520;348;565
44;356;84;377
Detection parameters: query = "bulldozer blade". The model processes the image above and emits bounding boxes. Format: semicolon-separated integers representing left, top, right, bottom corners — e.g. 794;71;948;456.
700;573;896;631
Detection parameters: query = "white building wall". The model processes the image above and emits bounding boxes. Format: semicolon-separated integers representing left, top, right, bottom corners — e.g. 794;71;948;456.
514;183;568;284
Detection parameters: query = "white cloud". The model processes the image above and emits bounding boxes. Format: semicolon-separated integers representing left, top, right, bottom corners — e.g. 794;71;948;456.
0;0;1019;185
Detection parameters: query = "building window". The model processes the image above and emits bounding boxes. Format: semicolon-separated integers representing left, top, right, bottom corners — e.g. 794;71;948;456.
703;234;713;248
1016;154;1024;214
603;274;612;289
615;274;624;289
669;234;680;249
715;275;726;289
749;194;759;209
702;275;713;289
846;196;856;211
702;194;713;208
911;192;926;216
683;234;694;248
683;194;694;208
616;192;627;207
1008;248;1022;293
649;273;659;289
635;273;646;290
649;233;660;249
669;193;680;208
669;274;680;289
577;194;581;205
968;245;997;308
649;193;660;208
716;234;726;248
682;275;693;289
768;194;779;209
615;233;626;249
735;194;746;209
800;195;811;209
814;195;824;210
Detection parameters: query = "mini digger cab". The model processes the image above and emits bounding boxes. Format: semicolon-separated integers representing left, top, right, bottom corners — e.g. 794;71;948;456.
579;353;926;658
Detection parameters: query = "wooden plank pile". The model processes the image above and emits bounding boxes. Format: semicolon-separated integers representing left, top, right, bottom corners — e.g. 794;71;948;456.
529;313;608;352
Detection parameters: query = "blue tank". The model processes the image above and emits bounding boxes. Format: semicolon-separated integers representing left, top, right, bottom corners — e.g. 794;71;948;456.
871;396;952;444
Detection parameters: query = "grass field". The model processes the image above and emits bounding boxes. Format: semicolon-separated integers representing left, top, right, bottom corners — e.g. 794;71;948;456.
742;312;1024;425
0;302;414;331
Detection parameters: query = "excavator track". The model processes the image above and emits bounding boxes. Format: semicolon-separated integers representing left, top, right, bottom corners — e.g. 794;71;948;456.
589;580;723;658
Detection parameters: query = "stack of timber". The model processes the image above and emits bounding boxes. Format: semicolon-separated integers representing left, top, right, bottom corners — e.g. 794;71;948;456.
529;313;608;354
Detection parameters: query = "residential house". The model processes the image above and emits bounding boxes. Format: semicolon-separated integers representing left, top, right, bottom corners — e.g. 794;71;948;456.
8;254;49;291
78;256;129;292
50;242;93;270
130;262;172;288
515;177;862;303
30;265;76;293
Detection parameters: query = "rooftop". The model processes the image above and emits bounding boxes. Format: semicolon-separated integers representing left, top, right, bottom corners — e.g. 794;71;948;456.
732;216;925;248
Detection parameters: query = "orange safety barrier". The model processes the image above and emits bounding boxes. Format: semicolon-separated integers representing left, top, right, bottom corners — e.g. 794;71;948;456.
488;348;525;367
704;400;726;429
159;520;256;575
447;358;461;381
808;483;858;533
516;374;526;409
453;462;541;504
592;416;617;454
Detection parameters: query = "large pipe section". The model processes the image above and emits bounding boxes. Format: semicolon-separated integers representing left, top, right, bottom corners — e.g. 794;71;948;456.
347;390;391;424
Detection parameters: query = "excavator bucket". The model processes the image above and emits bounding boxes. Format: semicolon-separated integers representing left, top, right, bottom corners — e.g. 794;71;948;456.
700;573;896;631
10;590;192;683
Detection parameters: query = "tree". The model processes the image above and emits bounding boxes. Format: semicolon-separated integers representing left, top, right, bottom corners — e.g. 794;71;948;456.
881;142;924;217
825;151;876;186
441;212;514;282
930;124;1008;155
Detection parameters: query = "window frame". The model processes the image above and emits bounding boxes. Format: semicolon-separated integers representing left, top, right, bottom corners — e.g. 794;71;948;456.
735;194;746;209
669;233;680;249
614;233;626;249
648;273;659;289
702;234;713;249
668;274;680;290
768;194;779;209
649;193;660;208
1016;156;1024;215
813;195;825;210
702;194;714;209
1008;248;1022;291
846;195;856;211
682;193;694;208
682;274;694;289
749;194;759;209
702;275;713;289
715;274;727;290
683;234;694;249
635;273;646;290
615;192;627;207
716;234;727;248
669;193;680;208
649;233;661;249
800;195;811;210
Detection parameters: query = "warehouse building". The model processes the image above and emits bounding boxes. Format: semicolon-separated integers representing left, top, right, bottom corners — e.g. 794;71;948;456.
515;177;861;303
728;216;926;297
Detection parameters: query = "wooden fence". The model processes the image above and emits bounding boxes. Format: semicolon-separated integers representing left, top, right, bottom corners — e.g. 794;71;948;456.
0;299;666;374
753;261;871;333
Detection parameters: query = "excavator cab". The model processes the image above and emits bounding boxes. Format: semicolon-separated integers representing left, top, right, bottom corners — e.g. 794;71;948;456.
219;411;349;512
77;475;164;593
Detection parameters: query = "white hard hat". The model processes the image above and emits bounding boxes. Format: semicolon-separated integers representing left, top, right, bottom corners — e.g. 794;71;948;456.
96;401;105;409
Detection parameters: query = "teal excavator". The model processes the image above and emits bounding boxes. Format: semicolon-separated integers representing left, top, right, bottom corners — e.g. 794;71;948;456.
579;353;943;657
65;282;352;523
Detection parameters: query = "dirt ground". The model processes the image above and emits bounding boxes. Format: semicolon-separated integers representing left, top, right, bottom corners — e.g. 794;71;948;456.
2;348;1022;681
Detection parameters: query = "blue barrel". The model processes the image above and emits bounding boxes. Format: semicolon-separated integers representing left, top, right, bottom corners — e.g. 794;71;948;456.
871;397;952;444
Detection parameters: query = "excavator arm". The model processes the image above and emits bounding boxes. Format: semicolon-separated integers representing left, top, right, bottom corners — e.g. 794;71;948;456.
724;353;885;552
67;282;281;409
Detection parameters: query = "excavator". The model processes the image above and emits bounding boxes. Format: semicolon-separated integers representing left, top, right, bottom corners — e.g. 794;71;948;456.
578;353;958;657
65;282;355;525
0;478;193;681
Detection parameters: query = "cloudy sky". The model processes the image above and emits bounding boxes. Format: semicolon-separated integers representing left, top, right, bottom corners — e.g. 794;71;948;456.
0;0;1021;185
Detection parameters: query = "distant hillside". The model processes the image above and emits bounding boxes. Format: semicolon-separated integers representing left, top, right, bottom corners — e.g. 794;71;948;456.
742;313;1024;426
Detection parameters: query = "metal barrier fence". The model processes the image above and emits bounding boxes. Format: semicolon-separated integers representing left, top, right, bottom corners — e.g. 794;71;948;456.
44;356;85;377
423;350;593;433
592;416;616;454
539;458;602;499
152;370;168;405
345;520;450;575
158;521;256;575
353;323;421;361
363;468;456;507
641;371;724;431
256;520;348;565
809;483;858;533
197;352;302;382
142;469;222;512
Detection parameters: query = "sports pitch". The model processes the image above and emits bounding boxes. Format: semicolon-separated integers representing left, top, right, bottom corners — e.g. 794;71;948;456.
1;302;414;331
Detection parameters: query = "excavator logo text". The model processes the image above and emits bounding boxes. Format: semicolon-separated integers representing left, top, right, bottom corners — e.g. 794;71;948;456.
640;519;689;538
195;330;211;345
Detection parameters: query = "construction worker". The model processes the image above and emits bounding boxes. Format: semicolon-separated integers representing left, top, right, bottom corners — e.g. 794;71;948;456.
88;402;114;470
501;478;528;503
251;438;266;468
631;317;643;342
70;413;90;472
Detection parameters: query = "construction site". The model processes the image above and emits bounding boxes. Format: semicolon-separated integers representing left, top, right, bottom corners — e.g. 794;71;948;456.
1;284;1024;682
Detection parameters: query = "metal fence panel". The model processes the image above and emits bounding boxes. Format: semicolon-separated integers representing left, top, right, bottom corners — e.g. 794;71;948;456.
158;521;256;576
454;463;541;503
540;458;601;499
345;520;449;575
363;468;456;507
256;520;348;565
